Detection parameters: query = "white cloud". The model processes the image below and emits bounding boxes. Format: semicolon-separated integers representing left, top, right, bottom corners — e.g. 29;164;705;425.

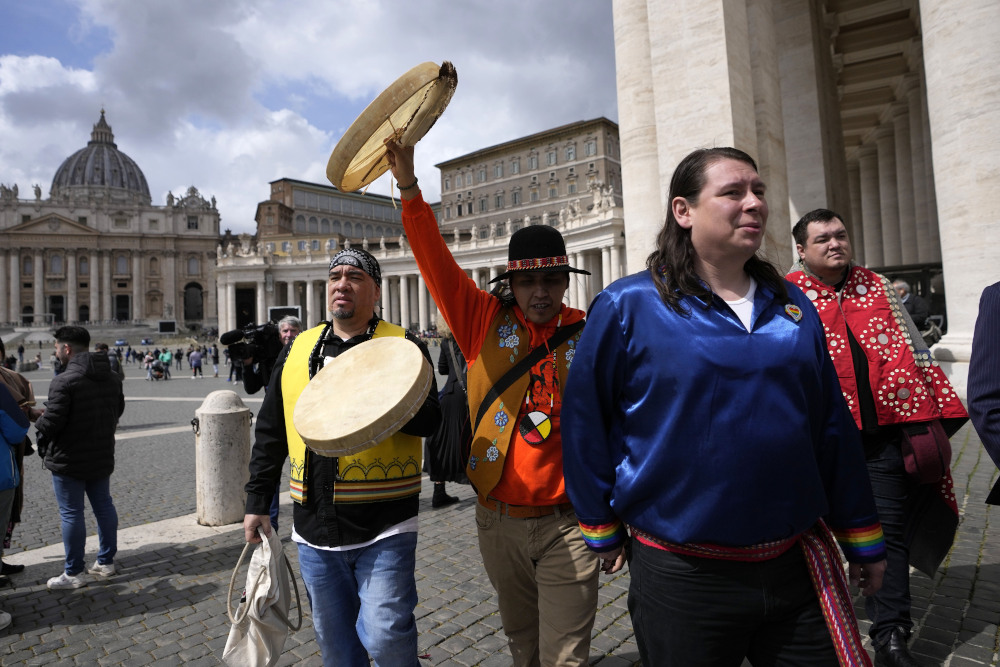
0;0;617;234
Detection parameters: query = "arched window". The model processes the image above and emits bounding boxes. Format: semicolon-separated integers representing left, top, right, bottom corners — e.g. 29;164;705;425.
149;257;160;275
79;257;89;275
321;218;330;234
309;216;319;233
344;222;353;237
22;257;32;276
295;215;306;233
116;255;128;275
365;225;374;238
50;254;64;275
332;220;342;235
187;256;200;276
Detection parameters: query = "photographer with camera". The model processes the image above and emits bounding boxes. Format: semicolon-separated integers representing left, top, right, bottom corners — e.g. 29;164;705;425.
241;316;302;394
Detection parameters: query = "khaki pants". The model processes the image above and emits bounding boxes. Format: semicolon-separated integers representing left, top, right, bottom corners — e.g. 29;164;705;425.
475;501;600;667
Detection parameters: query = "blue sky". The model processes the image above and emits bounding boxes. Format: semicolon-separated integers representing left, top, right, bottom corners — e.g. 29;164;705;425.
0;0;618;234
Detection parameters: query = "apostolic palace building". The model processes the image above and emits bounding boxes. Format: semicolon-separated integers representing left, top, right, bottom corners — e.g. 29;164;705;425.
0;111;219;332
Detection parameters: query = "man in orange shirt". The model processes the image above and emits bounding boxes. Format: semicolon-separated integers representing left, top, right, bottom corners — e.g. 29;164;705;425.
386;140;609;667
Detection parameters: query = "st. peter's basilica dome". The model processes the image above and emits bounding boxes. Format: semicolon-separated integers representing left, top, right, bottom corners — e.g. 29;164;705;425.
50;110;151;204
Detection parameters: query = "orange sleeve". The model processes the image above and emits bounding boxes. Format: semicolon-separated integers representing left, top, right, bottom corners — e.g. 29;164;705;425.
401;194;500;362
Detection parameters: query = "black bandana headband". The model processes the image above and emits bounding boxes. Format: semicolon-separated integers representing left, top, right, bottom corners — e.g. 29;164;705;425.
328;247;382;285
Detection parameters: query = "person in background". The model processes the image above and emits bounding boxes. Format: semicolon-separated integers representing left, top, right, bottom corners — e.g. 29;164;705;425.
892;279;930;331
423;315;469;508
563;148;886;666
789;208;968;667
243;315;303;532
242;316;302;395
35;326;125;590
968;281;1000;505
210;344;220;378
96;343;125;382
158;348;172;380
0;383;30;629
189;347;203;379
0;339;42;579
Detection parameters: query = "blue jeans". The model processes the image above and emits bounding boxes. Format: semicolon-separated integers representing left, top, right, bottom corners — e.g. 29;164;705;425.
865;441;916;648
628;539;836;666
296;532;419;667
51;474;118;575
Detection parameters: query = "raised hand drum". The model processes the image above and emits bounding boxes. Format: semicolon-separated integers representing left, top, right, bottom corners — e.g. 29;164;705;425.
326;61;457;192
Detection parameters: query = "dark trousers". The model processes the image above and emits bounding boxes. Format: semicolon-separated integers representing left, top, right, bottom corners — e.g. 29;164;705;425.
628;538;837;666
865;441;916;648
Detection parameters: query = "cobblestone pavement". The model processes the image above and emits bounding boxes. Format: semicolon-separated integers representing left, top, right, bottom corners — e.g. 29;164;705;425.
0;360;996;665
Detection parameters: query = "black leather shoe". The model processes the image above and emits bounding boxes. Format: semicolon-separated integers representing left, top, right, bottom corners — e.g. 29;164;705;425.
875;629;923;667
431;484;460;508
0;562;23;575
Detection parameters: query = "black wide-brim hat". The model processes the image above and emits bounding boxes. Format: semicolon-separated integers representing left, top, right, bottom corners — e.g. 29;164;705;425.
490;224;591;283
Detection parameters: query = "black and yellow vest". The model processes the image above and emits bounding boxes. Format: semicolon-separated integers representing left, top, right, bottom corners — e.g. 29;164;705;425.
282;321;422;505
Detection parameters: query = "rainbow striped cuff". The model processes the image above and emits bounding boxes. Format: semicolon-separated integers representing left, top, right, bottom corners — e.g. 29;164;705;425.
578;519;627;552
830;523;885;562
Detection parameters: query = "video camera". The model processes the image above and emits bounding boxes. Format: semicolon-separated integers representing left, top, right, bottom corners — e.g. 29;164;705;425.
219;322;283;365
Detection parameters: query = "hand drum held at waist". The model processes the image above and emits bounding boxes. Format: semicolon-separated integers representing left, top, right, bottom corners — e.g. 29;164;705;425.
292;336;433;457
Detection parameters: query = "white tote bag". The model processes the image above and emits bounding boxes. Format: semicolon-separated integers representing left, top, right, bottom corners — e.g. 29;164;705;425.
223;530;301;667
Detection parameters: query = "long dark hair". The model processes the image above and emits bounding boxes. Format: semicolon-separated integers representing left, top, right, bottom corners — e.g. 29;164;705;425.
645;147;788;314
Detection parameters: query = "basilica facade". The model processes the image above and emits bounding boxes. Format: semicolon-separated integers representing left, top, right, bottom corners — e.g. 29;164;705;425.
0;111;219;331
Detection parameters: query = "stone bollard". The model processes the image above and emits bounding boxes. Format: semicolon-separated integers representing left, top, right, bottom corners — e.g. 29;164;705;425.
193;390;252;526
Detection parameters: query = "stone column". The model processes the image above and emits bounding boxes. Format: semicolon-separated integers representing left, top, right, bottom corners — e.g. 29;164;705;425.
847;163;865;266
286;281;296;308
858;145;882;267
417;275;429;332
471;268;482;291
8;249;19;323
88;251;98;323
920;84;942;263
775;0;849;227
164;250;177;323
256;278;266;324
567;258;579;309
610;245;622;282
875;126;901;267
575;252;588;308
613;0;669;275
488;266;498;283
226;281;236;333
101;251;112;322
601;247;612;289
380;276;390;320
306;279;316;326
0;251;7;324
892;107;917;265
216;273;227;333
920;0;1000;384
399;275;410;330
132;251;143;321
33;249;44;322
903;76;931;263
67;252;78;323
746;0;792;267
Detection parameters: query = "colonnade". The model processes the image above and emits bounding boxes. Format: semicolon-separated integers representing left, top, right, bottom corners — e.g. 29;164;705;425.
216;236;626;334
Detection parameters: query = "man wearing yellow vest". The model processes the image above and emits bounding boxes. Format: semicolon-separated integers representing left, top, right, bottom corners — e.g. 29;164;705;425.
243;247;440;667
385;140;606;667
